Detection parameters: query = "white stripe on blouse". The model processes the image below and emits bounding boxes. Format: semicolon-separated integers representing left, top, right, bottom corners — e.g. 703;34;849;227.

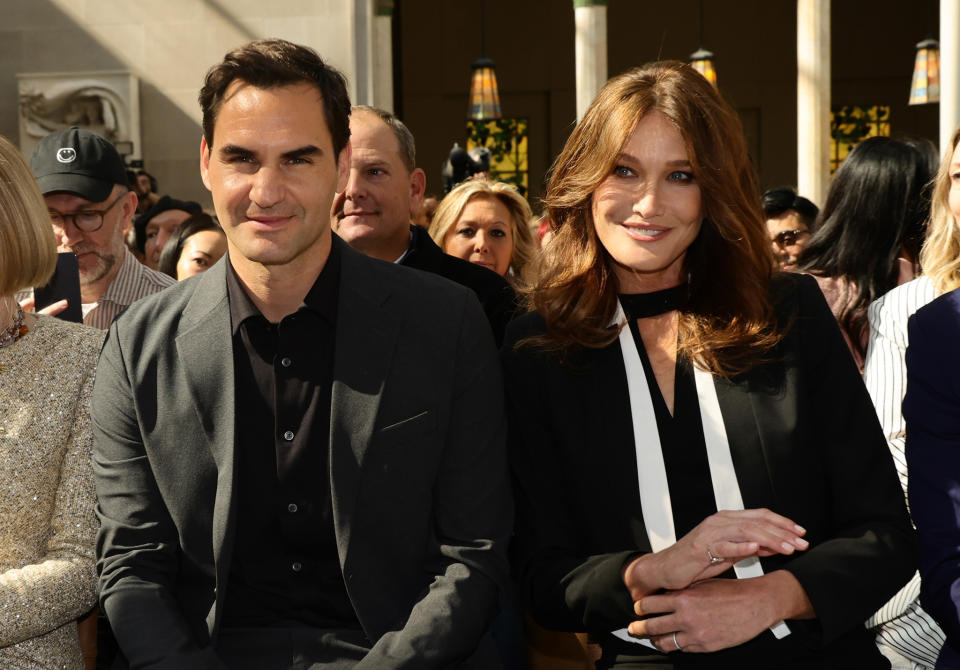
863;276;943;669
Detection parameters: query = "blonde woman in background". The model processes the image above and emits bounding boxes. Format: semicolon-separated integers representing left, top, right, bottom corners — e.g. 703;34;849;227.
862;130;960;668
429;178;536;286
0;135;103;669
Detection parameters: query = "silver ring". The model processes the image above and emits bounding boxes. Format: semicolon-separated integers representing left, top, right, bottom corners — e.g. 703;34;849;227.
673;631;682;651
706;544;724;564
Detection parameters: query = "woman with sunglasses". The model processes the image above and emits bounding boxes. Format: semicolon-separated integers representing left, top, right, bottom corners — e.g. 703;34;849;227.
502;61;915;668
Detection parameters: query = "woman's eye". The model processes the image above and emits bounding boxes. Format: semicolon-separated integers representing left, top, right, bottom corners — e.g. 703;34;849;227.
456;227;475;238
193;257;208;267
491;228;507;238
613;165;634;177
668;171;695;183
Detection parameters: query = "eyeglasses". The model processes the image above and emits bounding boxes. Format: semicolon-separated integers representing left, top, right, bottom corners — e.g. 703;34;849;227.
772;229;810;247
49;191;127;233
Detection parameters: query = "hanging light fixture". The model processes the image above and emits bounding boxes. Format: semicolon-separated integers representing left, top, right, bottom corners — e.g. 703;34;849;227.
468;57;502;120
689;0;717;87
908;38;940;105
689;48;717;87
467;0;501;120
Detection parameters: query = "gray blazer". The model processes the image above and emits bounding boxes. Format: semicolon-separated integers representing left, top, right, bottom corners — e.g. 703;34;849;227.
93;238;512;669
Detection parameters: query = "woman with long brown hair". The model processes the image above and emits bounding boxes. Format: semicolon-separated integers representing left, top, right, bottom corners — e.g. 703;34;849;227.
501;61;916;667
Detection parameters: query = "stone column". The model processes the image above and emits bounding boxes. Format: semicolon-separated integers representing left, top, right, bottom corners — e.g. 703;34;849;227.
372;0;394;113
574;0;607;122
796;0;830;207
942;0;960;150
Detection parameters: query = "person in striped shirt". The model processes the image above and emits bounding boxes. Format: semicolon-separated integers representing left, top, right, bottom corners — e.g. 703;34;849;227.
28;127;174;329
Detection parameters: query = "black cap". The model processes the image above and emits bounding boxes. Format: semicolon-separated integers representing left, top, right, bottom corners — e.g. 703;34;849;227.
29;127;128;201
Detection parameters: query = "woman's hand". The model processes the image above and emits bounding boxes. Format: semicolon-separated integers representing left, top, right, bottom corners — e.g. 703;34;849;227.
19;296;68;317
623;508;808;599
626;570;814;653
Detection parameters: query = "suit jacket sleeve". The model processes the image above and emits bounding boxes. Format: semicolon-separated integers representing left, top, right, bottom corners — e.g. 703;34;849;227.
905;294;960;646
772;275;917;644
357;293;513;669
93;320;226;670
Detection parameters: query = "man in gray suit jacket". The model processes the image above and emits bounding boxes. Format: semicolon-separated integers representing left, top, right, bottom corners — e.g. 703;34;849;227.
92;39;512;670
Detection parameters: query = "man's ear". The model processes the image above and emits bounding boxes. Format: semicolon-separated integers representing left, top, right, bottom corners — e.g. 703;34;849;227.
336;142;352;193
409;167;426;216
118;189;138;234
200;136;212;191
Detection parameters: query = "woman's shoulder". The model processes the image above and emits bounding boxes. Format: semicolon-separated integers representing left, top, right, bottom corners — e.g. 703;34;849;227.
29;316;105;365
503;309;547;345
869;276;935;319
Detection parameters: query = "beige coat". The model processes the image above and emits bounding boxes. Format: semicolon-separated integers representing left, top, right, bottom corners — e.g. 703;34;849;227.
0;315;103;670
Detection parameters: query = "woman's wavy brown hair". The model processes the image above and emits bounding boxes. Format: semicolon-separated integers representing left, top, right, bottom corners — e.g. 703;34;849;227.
528;61;780;377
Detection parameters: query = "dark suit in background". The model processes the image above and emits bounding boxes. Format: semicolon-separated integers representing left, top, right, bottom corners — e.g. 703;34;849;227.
905;287;960;669
93;239;512;669
400;224;517;347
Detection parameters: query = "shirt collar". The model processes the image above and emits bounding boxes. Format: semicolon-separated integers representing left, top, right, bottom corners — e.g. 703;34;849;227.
226;240;341;334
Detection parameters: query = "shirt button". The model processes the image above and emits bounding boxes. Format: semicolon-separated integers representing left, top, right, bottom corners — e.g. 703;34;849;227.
292;561;303;573
281;357;292;368
283;430;295;441
287;503;298;513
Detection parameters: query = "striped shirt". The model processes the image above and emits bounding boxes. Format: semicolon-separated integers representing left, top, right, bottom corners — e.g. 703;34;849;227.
864;276;944;669
83;249;175;330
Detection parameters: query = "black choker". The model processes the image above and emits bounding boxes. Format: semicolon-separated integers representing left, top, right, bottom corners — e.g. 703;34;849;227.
619;284;688;319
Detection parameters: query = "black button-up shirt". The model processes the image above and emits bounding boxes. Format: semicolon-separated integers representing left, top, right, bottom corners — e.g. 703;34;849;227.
220;243;359;630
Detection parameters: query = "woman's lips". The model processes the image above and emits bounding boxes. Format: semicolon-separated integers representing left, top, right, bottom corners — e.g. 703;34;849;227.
621;223;670;241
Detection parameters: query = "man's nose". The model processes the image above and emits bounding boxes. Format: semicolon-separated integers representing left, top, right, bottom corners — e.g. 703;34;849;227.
250;167;284;208
342;168;365;200
54;222;83;248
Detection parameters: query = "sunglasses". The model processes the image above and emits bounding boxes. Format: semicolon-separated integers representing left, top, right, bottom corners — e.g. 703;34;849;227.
773;229;810;247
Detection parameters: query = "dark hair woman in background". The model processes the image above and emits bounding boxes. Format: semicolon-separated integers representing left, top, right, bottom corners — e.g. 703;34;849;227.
797;136;933;371
157;212;227;281
501;61;915;668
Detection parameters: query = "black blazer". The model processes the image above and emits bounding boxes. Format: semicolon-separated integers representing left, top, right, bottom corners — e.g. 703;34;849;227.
401;225;517;347
501;273;916;665
93;238;513;669
905;287;960;668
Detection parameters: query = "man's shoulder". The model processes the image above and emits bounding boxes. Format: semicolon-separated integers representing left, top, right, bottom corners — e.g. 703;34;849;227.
107;250;177;307
343;240;475;307
401;227;514;299
109;264;220;339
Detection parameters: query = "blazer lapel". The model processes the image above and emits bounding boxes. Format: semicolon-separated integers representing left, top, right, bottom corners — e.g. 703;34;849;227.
713;372;779;512
174;259;237;621
328;241;400;563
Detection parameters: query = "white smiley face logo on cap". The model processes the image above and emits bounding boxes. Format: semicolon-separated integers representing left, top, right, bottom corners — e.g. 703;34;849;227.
56;148;77;163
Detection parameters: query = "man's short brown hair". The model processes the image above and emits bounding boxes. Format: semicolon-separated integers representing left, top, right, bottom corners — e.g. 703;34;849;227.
199;39;351;158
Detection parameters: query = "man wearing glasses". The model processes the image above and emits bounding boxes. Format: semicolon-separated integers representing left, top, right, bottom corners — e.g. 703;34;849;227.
30;127;174;329
761;186;819;271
